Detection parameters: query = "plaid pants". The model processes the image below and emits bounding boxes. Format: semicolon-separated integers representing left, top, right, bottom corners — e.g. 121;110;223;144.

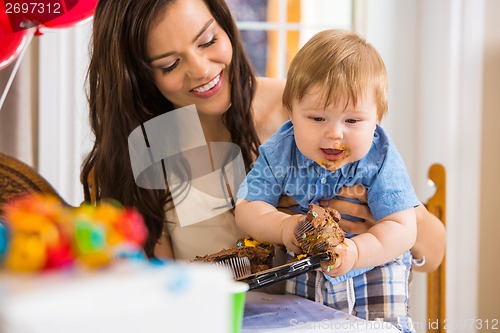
286;251;415;333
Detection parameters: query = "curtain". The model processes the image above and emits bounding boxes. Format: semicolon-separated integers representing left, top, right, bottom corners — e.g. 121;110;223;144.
0;38;38;167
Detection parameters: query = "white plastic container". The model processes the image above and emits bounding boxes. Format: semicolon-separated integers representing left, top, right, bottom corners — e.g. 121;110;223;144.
0;261;235;333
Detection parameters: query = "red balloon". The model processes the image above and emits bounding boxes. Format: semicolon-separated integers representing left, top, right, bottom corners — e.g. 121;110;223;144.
0;9;30;70
42;0;98;29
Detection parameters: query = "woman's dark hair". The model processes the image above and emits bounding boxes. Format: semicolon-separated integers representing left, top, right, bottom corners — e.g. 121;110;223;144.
81;0;259;257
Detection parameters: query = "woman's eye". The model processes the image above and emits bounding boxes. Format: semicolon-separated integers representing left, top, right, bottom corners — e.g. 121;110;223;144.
346;119;358;124
161;59;180;74
200;37;218;49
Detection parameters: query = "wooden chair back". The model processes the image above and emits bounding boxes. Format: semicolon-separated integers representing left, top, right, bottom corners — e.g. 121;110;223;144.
425;163;447;333
0;152;66;213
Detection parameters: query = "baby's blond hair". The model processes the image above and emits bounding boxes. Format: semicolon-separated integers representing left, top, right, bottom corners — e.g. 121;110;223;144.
283;29;388;122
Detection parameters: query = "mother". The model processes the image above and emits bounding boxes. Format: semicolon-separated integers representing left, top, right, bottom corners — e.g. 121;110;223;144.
81;0;445;272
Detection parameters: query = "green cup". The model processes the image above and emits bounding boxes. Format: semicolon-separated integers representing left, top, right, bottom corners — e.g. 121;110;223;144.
231;281;249;333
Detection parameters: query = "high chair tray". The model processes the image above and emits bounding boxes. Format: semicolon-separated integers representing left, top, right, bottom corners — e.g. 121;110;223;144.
237;252;330;290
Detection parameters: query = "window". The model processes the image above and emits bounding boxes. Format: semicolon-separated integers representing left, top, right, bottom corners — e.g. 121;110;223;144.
226;0;355;78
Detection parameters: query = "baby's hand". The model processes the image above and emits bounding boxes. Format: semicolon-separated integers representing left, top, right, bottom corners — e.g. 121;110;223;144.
281;214;304;254
320;238;358;277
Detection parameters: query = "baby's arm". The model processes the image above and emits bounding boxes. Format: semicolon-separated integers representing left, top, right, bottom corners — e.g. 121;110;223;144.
235;199;303;253
321;187;445;272
325;207;417;277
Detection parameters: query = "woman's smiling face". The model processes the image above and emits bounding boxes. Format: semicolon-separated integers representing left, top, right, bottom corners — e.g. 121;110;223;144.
147;0;233;116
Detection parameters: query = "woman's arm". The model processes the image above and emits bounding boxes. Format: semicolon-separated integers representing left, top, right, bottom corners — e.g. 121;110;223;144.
411;204;446;272
154;233;174;259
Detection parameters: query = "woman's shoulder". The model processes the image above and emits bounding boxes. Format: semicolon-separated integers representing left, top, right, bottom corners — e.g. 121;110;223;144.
256;76;286;92
253;77;290;143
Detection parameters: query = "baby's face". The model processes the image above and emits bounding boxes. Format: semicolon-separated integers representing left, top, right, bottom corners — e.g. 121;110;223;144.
291;86;378;171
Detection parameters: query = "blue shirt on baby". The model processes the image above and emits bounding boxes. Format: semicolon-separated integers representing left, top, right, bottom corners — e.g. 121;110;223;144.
237;120;419;284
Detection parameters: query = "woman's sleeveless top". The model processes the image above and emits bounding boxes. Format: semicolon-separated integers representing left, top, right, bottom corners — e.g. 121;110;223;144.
165;186;245;260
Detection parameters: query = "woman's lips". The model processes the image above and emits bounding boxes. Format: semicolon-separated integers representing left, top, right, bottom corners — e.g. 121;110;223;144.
320;148;345;161
190;71;223;98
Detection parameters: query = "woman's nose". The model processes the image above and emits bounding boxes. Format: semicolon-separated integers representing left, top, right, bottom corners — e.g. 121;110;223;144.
187;54;209;79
